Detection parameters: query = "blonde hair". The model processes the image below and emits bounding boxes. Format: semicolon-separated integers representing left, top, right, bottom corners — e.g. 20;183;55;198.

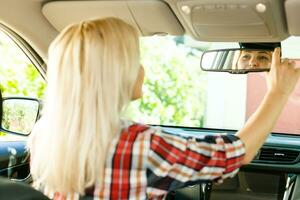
29;17;140;194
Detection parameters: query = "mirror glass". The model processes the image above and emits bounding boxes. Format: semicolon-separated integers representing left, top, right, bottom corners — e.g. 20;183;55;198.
200;49;273;74
1;98;39;135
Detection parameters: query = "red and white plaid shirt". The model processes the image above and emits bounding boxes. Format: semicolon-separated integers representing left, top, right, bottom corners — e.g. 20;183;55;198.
34;123;245;200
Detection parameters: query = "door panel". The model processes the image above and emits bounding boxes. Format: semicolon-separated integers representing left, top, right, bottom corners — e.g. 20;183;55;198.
0;141;29;180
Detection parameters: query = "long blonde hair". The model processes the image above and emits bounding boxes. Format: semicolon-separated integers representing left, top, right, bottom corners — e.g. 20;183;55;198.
29;17;140;194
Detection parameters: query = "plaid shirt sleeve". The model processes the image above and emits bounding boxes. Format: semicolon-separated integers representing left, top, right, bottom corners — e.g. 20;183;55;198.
146;130;245;198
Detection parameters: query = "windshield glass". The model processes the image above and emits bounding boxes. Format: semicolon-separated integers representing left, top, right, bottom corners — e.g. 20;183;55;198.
126;35;300;135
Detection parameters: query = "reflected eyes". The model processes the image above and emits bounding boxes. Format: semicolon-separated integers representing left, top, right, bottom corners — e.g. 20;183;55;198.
257;55;270;62
241;54;251;60
241;54;270;62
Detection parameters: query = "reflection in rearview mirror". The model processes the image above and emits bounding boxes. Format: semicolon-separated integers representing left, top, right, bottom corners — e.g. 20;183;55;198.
200;48;273;74
1;97;40;136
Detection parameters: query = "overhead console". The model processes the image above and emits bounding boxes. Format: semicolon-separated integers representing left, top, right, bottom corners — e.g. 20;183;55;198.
42;0;184;36
174;0;288;42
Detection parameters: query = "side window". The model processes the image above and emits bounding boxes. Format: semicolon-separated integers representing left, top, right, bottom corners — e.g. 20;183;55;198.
0;30;46;98
0;28;46;138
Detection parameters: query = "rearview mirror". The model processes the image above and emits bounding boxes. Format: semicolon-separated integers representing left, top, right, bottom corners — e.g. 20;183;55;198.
200;48;273;74
1;97;40;136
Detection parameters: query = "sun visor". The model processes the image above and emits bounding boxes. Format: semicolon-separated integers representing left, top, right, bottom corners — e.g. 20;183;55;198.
42;0;184;36
285;0;300;36
176;0;288;42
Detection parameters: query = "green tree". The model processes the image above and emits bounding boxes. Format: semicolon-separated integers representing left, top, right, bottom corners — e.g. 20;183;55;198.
0;31;46;98
125;36;207;127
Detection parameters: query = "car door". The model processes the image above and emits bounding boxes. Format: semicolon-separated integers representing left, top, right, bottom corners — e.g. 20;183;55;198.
0;23;46;182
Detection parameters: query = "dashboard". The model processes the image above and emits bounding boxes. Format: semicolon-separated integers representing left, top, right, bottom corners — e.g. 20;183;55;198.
1;126;300;200
160;126;300;200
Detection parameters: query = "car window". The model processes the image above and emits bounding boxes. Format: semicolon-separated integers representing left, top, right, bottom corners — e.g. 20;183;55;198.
0;29;46;139
0;30;46;98
125;35;242;128
126;35;300;135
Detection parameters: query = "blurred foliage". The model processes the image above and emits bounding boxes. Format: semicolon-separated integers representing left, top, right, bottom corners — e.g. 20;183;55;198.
125;36;207;127
0;32;46;98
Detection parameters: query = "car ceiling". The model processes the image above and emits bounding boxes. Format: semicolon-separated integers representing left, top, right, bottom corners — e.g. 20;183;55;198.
0;0;300;63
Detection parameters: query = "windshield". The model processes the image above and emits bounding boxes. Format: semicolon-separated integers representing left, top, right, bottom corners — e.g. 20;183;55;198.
125;35;300;135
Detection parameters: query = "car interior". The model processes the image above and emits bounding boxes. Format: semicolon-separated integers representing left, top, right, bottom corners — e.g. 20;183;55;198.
1;0;300;200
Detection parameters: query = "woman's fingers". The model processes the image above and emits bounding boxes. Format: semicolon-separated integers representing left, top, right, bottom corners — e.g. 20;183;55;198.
271;47;281;67
266;47;300;95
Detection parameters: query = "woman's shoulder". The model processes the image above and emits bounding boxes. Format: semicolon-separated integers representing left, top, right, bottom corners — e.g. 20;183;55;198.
120;121;163;137
121;121;150;133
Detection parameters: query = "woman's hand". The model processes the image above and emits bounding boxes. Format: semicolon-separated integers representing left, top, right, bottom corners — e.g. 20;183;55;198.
266;47;300;96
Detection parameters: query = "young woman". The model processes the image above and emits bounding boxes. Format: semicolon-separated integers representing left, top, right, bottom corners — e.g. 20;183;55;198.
29;17;300;199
